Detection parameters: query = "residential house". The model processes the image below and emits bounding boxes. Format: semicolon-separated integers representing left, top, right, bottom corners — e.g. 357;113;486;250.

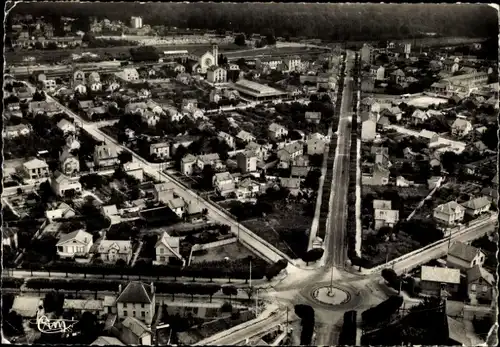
63;299;104;317
65;134;81;151
171;135;199;154
371;147;390;166
236;130;256;143
218;131;235;149
181;154;197;176
207;66;227;84
361;112;377;142
154;232;184;266
3;124;32;138
59;148;80;175
152;182;176;203
245;142;268;160
268;123;288;141
78;100;95;112
11;296;42;318
115;281;155;325
433;201;465;226
210;89;222;103
451;119;473;137
362;163;390;186
56;229;93;258
279;177;301;194
117;68;140;82
87;106;107;120
447;241;485;271
305;111;321;124
141;110;160;127
213;172;236;197
306;138;327;155
150;142;170;159
293;154;309;167
22;158;50;180
167;196;186;219
420;266;461;297
377;115;390;129
461;196;491;217
373;200;399;230
390;69;406;84
360;43;376;64
411;109;430;125
94;144;120;168
236;150;258;173
90;82;103;92
196;153;221;170
97;240;133;264
50;171;83;197
236;178;261;199
45;201;76;221
471;140;488;153
28;101;60;116
277;142;303;168
466;265;495;304
111;316;152;345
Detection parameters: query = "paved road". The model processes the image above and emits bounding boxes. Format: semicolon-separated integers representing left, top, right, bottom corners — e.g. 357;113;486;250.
195;309;288;345
324;51;355;269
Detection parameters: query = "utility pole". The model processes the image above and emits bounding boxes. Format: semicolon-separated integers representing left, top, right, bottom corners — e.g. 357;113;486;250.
249;258;252;289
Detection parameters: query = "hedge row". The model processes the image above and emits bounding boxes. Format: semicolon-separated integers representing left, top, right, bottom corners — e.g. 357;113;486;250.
25;278;224;298
20;257;282;281
2;277;25;289
362;295;403;327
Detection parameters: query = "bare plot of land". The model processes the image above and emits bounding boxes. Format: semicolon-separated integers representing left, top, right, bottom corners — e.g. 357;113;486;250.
190;242;255;264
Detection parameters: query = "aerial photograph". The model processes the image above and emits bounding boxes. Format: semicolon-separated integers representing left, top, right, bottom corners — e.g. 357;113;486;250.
1;1;498;346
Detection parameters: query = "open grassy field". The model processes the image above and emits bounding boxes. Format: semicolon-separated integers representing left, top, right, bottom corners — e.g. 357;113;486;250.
190;241;255;264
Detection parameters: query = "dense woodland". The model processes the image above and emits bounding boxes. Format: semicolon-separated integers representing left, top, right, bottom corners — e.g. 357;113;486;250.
10;3;497;42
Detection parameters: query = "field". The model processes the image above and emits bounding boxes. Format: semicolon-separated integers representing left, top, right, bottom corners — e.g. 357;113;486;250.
240;200;313;259
190;242;255;264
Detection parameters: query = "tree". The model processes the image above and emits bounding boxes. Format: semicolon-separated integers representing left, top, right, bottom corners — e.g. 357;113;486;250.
221;302;233;313
222;285;238;303
301;248;324;265
381;268;400;291
200;164;215;190
234;34;246;46
44;290;65;314
362;295;403;327
118;151;133;164
440;151;459;174
130;46;160;62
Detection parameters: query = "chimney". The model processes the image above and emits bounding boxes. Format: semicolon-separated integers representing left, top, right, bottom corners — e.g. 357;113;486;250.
151;282;154;294
118;284;122;294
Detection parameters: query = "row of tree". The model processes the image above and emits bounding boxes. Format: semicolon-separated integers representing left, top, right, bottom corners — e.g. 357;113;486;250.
14;3;497;42
294;304;315;345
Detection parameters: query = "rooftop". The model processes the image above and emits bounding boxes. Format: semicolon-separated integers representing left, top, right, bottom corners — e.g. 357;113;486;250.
116;281;154;304
448;241;482;262
233;79;286;97
421;265;461;284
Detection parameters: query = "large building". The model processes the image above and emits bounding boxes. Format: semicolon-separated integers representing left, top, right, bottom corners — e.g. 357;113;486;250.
189;44;219;74
231;79;287;101
130;16;143;29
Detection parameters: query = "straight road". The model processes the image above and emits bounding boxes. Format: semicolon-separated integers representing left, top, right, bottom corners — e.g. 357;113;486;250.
195;310;288;345
22;81;289;266
324;51;355;268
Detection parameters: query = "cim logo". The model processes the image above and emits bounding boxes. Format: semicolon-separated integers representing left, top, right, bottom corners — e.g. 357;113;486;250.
35;315;79;334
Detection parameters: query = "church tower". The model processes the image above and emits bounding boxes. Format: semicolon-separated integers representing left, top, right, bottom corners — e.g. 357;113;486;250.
212;44;219;66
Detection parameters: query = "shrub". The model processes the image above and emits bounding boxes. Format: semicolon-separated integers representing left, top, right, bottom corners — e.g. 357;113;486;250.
362;295;403;327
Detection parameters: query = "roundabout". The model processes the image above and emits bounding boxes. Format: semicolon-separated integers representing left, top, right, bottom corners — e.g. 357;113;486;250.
311;285;351;306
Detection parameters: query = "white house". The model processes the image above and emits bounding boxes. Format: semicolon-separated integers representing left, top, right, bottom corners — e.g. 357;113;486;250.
45;202;76;221
50;171;82;197
56;229;93;258
22;158;50;180
451;118;473;137
57;119;76;135
218;131;235;149
447;241;486;271
461;196;491;216
97;240;133;264
207;66;227;84
213;171;236;197
154;232;184;266
150;142;170;159
433;201;465;226
115;282;155;325
268;123;288;141
117;68;140;82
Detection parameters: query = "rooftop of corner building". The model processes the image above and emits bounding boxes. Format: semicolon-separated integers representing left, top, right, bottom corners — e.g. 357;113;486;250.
232;79;286;97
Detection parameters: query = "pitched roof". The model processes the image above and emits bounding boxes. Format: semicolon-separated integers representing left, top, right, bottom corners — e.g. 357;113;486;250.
98;240;132;255
377;115;390;125
116;282;154;304
434;201;465;215
57;229;92;246
467;265;495;286
373;199;392;210
57;118;75;129
452;118;471;129
269;122;286;132
91;336;125;346
421;265;461;284
411;109;428;120
461;196;491;211
120;316;151;339
181;154;197;163
419;129;438;139
446;316;471;346
23;158;48;169
448;241;482;262
198;153;220;163
155;232;182;260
